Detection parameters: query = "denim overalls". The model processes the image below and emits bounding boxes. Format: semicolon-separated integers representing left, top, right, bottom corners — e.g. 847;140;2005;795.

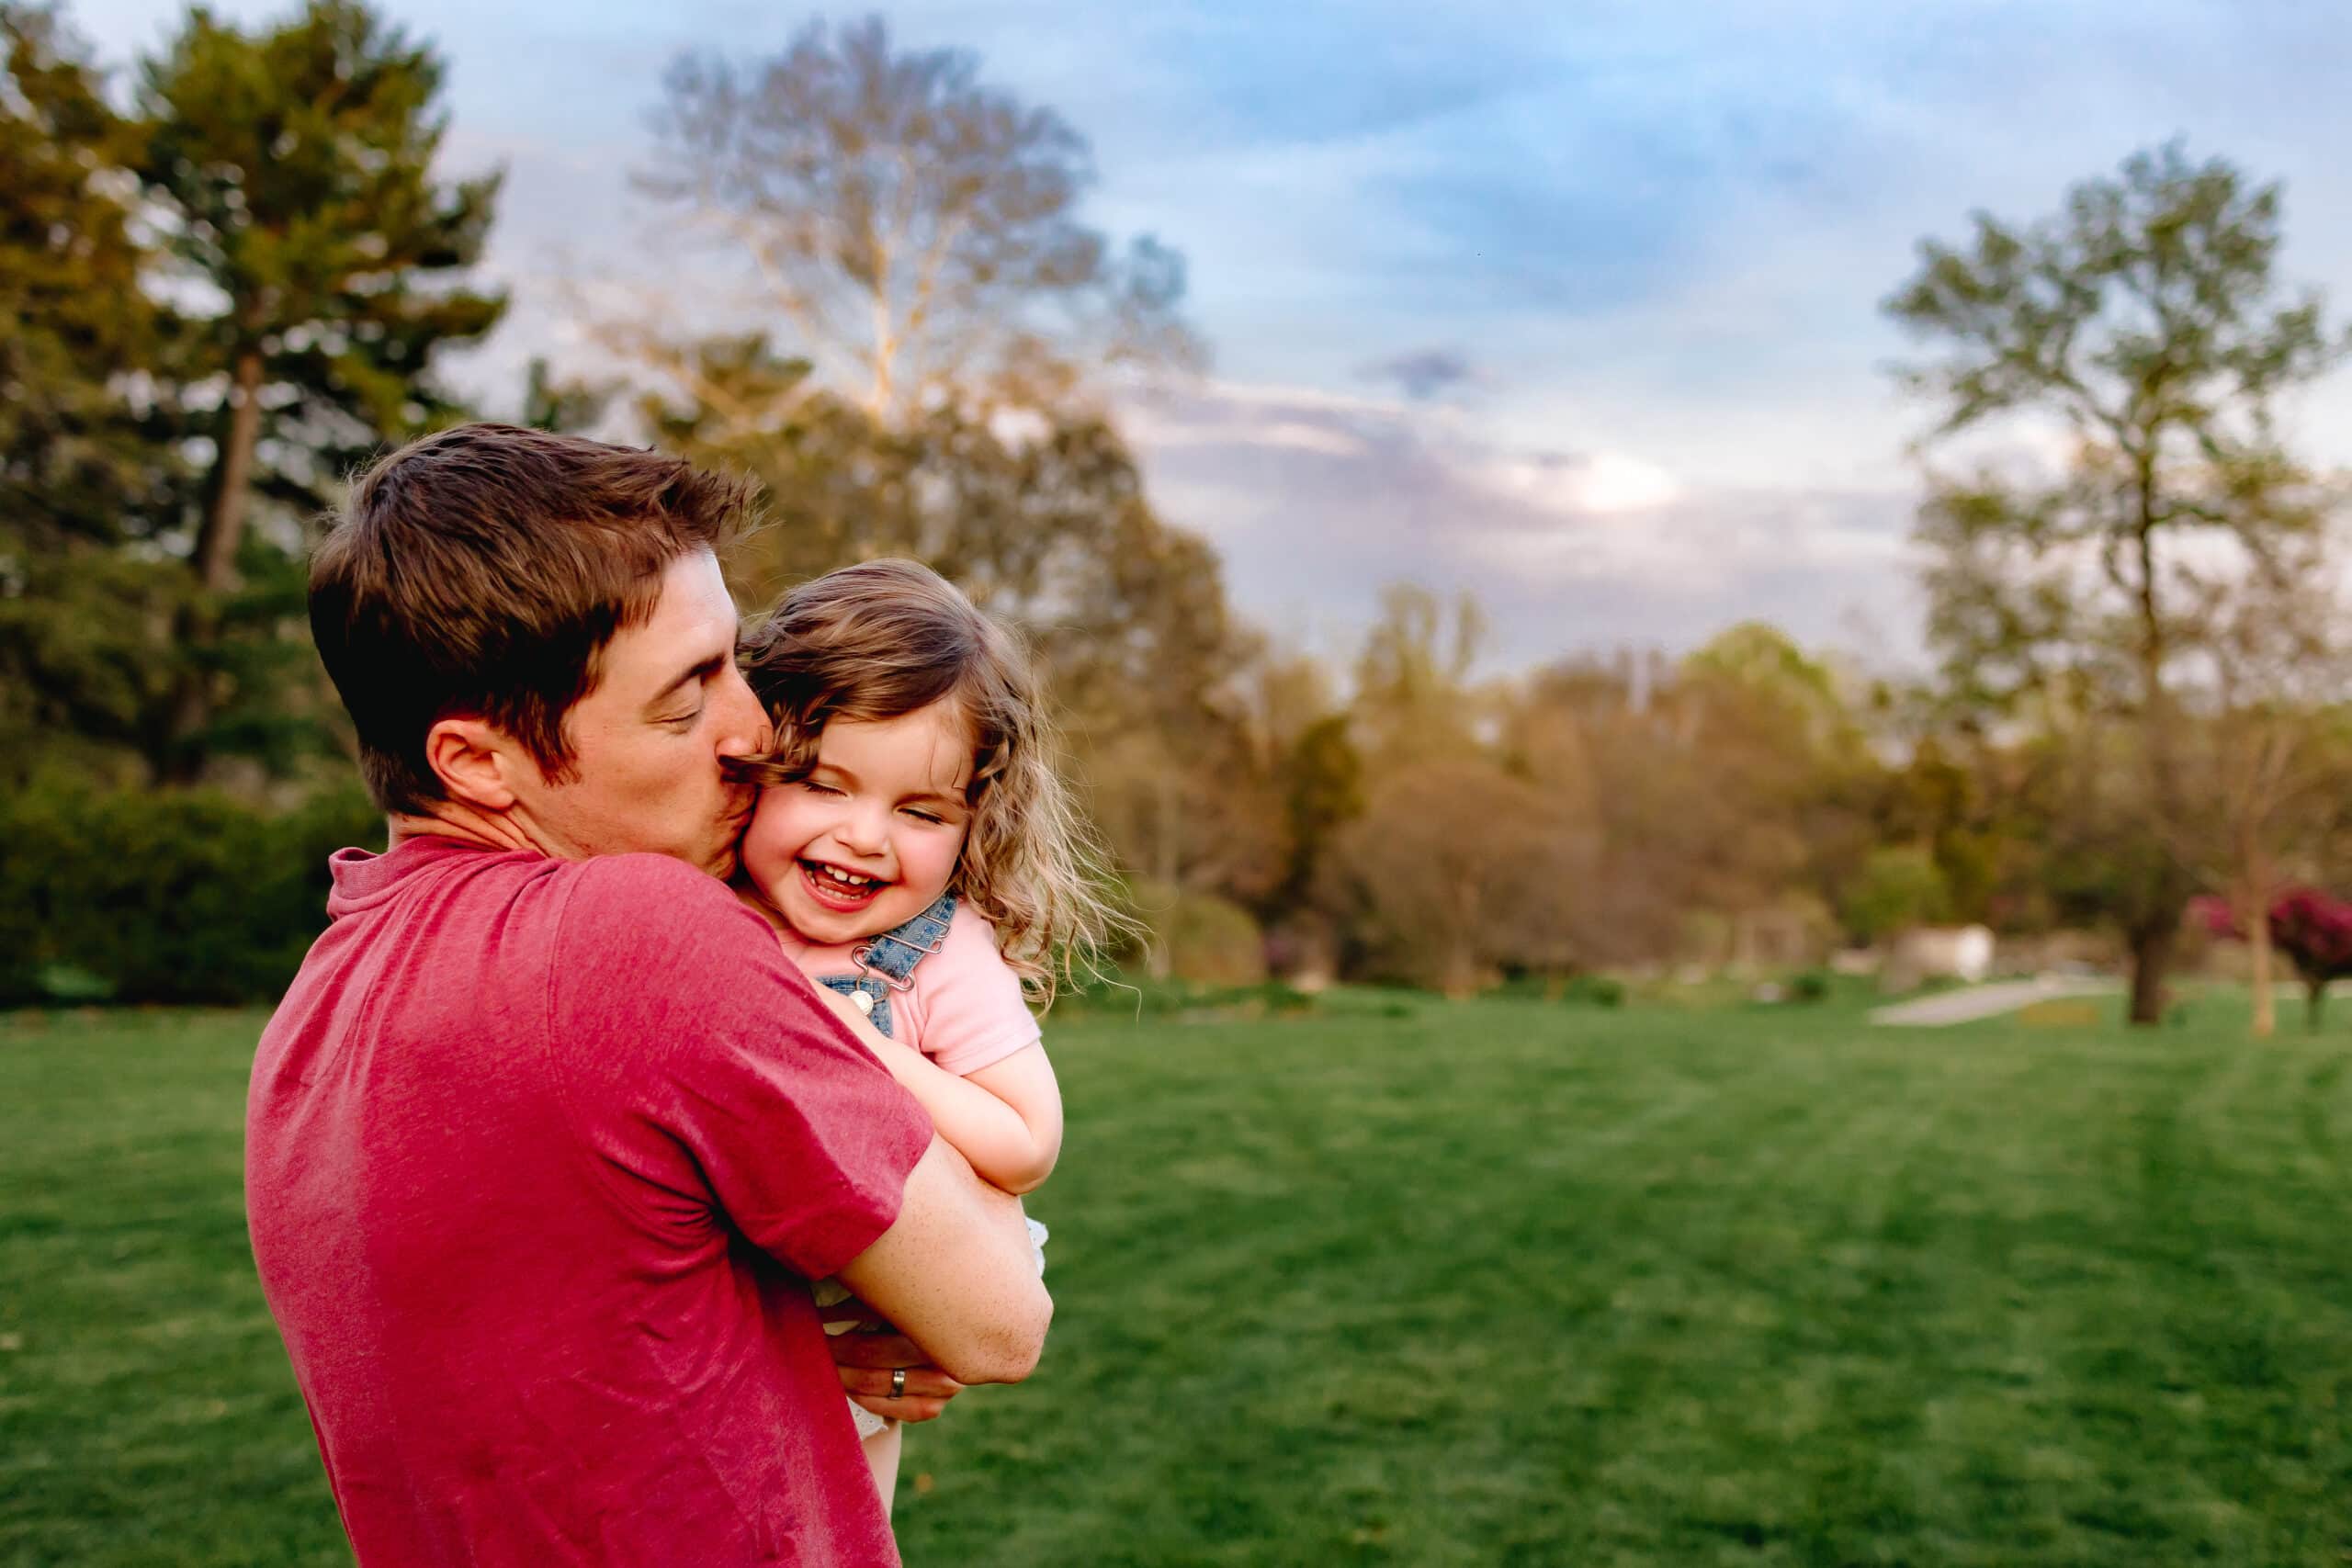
814;893;957;1041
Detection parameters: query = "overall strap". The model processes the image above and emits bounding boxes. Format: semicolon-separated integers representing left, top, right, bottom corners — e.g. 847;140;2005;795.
820;892;958;1041
853;892;958;990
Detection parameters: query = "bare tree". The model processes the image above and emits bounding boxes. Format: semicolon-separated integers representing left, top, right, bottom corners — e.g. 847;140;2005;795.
633;16;1200;420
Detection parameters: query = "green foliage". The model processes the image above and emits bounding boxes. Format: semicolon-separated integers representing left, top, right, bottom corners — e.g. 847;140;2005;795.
1788;966;1833;1003
1275;714;1363;897
137;0;504;484
132;0;503;777
1841;844;1952;943
5;0;505;786
0;777;377;1005
1887;142;2348;1021
0;6;188;777
1566;972;1627;1007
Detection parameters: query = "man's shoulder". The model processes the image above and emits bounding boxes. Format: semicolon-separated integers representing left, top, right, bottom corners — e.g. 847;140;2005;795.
552;860;799;1029
552;860;757;944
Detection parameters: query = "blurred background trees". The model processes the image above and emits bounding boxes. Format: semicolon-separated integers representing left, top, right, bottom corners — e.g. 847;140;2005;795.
8;1;2352;1030
3;0;498;793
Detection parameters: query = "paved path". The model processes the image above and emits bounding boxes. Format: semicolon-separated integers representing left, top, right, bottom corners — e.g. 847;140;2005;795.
1869;975;2121;1027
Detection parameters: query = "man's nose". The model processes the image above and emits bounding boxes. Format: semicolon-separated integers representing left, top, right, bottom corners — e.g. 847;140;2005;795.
711;665;772;760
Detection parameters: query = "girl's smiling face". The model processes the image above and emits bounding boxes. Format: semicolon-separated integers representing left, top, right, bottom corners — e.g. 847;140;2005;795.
741;698;976;946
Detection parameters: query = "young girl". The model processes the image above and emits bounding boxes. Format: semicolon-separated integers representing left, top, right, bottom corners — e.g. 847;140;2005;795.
729;558;1116;1510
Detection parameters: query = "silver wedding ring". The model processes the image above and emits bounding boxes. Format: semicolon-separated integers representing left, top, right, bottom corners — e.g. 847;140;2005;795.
890;1367;907;1399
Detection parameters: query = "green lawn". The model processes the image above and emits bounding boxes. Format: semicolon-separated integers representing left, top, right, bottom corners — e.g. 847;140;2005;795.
6;990;2352;1566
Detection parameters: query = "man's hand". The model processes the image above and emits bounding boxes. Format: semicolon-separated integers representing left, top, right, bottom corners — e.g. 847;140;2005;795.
829;1328;965;1424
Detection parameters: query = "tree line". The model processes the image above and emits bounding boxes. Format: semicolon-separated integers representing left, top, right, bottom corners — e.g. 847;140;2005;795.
6;1;2351;1033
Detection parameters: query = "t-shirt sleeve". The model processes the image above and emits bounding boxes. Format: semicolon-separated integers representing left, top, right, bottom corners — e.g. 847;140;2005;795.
914;907;1044;1077
548;854;933;1280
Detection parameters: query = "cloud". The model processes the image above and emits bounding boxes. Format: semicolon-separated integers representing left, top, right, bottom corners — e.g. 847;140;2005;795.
1357;347;1478;400
1124;378;1923;672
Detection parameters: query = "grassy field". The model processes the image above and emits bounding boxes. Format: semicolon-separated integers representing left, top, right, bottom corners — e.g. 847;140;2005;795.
5;988;2352;1566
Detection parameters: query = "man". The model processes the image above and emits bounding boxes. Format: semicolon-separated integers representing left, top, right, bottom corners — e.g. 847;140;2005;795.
247;423;1049;1565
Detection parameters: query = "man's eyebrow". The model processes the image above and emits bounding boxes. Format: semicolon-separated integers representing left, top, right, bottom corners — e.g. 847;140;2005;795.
645;653;727;712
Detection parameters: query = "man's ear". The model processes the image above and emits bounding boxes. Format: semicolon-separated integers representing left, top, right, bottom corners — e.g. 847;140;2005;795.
424;716;525;812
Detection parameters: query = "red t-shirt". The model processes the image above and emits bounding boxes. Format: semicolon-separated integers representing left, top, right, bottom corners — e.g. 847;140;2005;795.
246;835;933;1566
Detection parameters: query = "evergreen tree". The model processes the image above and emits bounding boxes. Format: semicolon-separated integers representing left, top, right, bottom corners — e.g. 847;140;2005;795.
137;0;505;776
0;5;181;780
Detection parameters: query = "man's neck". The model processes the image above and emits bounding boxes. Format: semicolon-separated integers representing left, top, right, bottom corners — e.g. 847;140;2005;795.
388;803;556;858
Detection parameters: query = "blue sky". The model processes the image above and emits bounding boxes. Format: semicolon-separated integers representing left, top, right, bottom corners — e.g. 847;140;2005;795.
72;0;2352;671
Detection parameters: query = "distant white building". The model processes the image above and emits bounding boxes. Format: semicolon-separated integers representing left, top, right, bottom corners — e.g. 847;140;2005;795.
1885;924;1996;989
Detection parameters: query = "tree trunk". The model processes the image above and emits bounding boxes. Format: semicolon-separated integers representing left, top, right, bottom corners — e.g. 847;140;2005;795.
2126;915;2176;1026
160;347;266;782
2247;900;2276;1039
2126;484;2186;1031
2308;976;2327;1032
2241;837;2278;1040
1145;767;1179;980
197;348;266;592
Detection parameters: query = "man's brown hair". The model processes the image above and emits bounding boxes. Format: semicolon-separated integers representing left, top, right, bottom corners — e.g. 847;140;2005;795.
310;423;755;816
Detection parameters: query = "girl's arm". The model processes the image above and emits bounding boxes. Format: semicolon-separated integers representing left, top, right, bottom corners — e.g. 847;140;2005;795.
804;981;1062;1194
865;1037;1063;1196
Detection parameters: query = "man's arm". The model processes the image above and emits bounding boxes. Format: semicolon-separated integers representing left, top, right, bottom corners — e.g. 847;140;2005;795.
836;1135;1051;1386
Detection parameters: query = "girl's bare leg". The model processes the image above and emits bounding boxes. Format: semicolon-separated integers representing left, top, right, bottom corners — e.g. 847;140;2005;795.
862;1420;903;1513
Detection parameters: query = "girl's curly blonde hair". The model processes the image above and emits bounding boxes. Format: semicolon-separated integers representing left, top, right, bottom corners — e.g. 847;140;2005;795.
729;558;1122;1009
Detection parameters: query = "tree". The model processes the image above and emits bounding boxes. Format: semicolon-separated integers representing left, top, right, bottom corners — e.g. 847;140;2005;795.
1350;584;1487;773
636;330;1267;904
1886;142;2346;1022
1318;757;1598;994
137;0;504;775
632;15;1199;420
0;4;182;781
2270;888;2352;1029
2197;887;2352;1031
1677;623;1882;927
2183;566;2352;1035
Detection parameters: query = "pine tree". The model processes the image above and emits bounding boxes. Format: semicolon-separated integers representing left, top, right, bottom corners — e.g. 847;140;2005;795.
137;0;505;776
0;5;182;779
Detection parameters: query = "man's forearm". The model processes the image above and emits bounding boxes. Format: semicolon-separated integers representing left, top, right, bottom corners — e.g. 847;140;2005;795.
836;1136;1051;1385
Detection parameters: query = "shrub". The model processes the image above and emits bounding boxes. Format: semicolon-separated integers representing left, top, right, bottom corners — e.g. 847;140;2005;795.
1055;968;1313;1021
1841;845;1951;945
1559;974;1626;1009
1125;879;1267;987
0;776;379;1006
